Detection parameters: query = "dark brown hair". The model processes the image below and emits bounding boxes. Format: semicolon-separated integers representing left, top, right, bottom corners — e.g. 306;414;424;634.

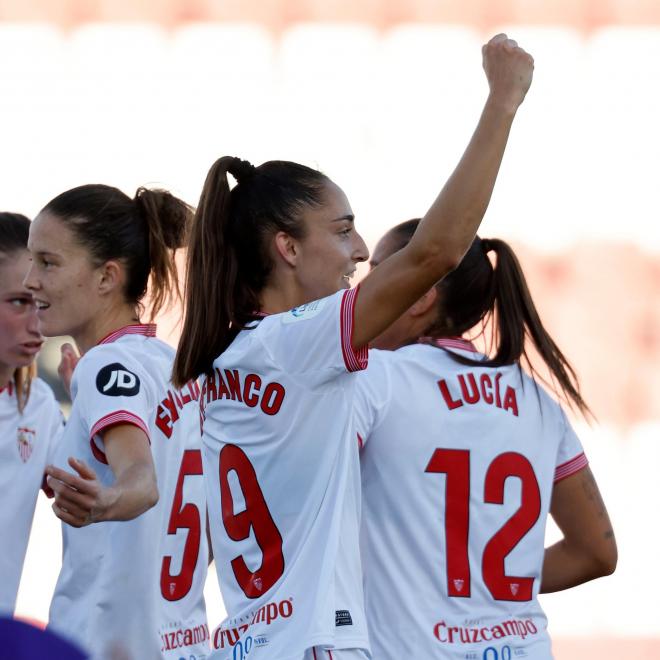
42;184;192;320
0;212;35;413
173;157;329;386
384;219;590;416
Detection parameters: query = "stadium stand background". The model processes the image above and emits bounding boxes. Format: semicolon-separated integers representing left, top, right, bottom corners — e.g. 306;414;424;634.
2;1;659;657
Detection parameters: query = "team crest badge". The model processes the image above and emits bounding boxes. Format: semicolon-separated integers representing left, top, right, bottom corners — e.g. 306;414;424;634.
253;577;263;592
453;579;464;592
17;427;36;463
510;583;519;596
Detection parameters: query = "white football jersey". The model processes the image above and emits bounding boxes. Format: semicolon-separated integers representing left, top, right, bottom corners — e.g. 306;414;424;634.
47;324;208;660
0;378;63;615
355;339;588;660
202;288;370;660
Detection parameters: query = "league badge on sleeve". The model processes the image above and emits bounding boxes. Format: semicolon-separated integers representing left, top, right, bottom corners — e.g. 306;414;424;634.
282;298;326;324
96;363;141;396
17;427;36;463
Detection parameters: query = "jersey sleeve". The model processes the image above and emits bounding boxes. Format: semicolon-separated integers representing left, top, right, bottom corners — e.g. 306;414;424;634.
262;287;368;388
354;350;392;449
553;409;589;483
71;348;156;465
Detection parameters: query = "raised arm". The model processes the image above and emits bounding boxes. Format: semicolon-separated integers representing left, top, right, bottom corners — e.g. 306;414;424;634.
353;34;534;349
46;424;158;527
540;466;617;593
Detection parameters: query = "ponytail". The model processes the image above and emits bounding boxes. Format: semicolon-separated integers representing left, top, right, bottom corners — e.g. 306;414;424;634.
134;187;191;319
173;157;245;387
173;156;329;387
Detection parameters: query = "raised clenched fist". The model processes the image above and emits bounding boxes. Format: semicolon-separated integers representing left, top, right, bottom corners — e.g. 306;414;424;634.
482;33;534;112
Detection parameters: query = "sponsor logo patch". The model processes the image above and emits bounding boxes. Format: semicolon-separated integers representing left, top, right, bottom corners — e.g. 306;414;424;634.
282;298;326;324
96;363;140;396
335;610;353;627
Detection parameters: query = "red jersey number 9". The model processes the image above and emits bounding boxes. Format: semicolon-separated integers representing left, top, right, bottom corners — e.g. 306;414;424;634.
426;449;541;602
220;444;285;598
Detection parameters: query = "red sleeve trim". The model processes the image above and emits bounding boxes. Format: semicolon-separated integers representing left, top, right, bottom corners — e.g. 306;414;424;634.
89;410;150;465
554;452;588;483
340;286;368;373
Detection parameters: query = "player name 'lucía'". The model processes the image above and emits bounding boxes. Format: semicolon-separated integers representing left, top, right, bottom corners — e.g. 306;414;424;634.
438;371;519;416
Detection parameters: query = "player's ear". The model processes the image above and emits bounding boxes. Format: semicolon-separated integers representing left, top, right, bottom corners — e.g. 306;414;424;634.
273;231;299;268
409;287;438;317
97;259;124;296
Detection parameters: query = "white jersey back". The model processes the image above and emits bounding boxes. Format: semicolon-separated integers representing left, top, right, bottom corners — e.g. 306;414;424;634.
48;325;208;660
202;289;370;660
354;340;588;660
0;378;63;615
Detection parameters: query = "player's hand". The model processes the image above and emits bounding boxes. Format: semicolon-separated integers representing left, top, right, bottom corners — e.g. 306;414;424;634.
58;343;80;398
482;33;534;112
45;457;117;528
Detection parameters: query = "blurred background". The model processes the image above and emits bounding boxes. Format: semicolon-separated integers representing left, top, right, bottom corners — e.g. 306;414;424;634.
1;1;659;658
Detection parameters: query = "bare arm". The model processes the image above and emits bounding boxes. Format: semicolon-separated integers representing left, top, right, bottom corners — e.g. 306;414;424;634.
540;466;617;593
353;34;534;349
46;423;159;527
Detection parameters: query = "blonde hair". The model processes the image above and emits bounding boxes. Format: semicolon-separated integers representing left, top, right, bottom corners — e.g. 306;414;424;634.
13;364;35;414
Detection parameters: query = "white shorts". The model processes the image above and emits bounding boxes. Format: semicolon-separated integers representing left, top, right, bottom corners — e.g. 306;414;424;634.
302;648;370;660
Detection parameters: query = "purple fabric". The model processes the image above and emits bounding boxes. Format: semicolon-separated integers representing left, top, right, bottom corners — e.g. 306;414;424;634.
0;618;88;659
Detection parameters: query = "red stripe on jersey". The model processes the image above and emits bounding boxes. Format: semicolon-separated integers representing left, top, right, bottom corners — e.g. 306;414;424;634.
327;651;333;659
357;433;364;449
98;323;157;345
312;648;317;660
89;410;151;464
554;452;588;483
340;286;368;373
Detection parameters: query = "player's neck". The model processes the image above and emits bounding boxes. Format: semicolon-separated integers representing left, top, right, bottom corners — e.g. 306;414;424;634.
259;279;319;315
72;305;141;355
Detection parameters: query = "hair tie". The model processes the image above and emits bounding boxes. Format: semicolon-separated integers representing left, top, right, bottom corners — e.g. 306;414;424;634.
229;158;257;184
480;237;493;253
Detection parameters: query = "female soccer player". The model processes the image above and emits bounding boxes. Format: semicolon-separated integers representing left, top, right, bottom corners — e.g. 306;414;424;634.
354;222;617;659
25;186;209;659
0;212;63;616
174;34;534;660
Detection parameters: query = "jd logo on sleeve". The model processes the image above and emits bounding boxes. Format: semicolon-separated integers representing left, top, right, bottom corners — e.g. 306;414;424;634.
96;363;140;396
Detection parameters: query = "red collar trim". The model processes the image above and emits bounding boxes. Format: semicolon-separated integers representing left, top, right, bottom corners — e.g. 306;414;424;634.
98;324;157;345
0;382;14;396
419;336;478;352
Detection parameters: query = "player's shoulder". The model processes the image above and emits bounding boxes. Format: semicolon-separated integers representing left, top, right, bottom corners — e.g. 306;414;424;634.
72;341;160;398
268;290;343;331
29;376;58;403
23;377;59;413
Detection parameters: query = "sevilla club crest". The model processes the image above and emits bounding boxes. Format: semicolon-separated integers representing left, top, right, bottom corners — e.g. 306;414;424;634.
17;427;36;463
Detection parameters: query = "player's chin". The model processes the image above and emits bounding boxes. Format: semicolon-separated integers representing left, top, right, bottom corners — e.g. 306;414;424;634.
11;352;37;368
340;276;352;290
